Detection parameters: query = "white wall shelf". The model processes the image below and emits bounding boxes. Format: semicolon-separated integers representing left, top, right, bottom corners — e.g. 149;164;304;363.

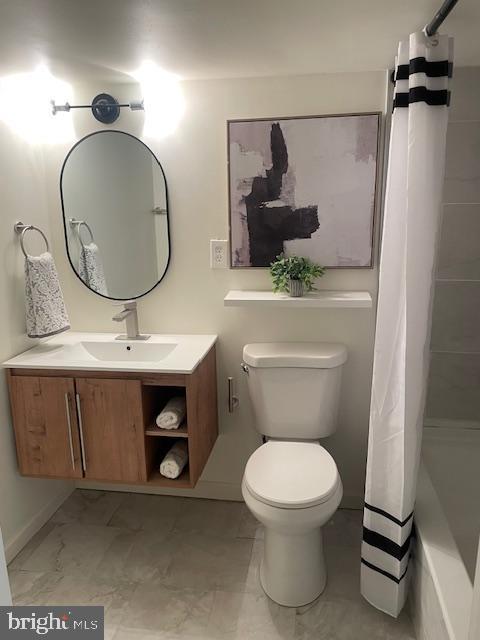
224;290;373;309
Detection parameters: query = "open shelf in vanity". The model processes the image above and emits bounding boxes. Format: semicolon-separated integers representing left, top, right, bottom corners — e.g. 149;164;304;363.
145;425;189;438
4;341;218;490
141;382;191;487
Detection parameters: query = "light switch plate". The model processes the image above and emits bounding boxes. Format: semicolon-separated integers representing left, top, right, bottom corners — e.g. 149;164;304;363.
210;239;229;269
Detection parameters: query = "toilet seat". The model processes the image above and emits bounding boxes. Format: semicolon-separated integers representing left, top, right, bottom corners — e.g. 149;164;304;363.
244;441;340;510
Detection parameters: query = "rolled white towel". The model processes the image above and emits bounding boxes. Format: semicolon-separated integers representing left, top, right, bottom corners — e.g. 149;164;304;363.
159;441;189;479
156;397;186;430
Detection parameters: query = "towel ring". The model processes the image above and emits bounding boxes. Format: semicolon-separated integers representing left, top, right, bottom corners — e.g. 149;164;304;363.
69;218;95;246
14;221;50;258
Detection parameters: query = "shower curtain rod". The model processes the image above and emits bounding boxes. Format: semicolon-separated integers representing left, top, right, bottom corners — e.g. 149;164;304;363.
424;0;459;36
390;0;458;83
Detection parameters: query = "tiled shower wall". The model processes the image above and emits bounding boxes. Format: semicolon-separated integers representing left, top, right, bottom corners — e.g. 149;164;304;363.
426;67;480;428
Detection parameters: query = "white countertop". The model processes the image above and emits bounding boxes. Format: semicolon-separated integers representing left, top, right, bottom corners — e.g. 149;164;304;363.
2;332;218;374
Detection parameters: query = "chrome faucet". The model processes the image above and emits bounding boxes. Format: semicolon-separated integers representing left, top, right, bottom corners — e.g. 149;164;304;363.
112;301;150;340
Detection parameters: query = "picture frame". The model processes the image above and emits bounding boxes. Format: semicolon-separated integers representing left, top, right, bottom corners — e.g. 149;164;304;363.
227;112;381;269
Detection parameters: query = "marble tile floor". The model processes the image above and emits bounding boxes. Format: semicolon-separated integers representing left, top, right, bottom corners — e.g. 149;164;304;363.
8;490;415;639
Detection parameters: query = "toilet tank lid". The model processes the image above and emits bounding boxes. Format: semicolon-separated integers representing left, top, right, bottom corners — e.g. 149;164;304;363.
243;342;347;369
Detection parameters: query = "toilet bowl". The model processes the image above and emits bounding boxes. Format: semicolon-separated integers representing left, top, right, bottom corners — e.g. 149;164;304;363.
242;440;343;606
241;342;347;607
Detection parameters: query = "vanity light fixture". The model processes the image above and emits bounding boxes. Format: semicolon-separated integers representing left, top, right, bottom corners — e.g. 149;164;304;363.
51;93;144;124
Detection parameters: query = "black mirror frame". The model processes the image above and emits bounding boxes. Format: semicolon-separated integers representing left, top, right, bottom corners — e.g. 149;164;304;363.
60;129;171;301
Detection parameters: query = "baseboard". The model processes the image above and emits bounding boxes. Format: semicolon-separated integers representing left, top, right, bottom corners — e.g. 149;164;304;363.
4;485;75;564
75;479;244;501
75;480;363;508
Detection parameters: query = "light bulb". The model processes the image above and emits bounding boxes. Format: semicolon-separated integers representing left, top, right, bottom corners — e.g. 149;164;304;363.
133;61;185;139
0;65;74;144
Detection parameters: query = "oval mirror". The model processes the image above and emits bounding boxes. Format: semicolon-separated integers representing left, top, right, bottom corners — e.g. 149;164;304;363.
60;130;170;300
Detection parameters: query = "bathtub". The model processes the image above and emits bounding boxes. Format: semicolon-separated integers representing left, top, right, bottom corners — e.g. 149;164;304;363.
410;427;480;640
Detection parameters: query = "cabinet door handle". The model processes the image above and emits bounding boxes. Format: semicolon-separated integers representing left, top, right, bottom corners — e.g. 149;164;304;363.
64;393;75;470
75;393;87;472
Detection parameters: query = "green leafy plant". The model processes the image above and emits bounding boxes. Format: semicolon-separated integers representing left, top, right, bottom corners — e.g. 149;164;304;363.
269;254;326;293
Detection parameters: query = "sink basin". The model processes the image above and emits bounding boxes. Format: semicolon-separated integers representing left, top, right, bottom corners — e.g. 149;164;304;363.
2;332;217;374
80;341;177;363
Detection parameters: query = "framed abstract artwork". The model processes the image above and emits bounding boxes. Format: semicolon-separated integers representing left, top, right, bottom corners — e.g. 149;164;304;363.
227;112;381;268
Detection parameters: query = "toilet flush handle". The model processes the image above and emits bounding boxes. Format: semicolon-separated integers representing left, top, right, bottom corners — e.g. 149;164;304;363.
240;362;249;374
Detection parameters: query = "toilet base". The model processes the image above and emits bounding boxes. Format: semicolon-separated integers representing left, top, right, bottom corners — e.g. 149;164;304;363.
259;527;327;607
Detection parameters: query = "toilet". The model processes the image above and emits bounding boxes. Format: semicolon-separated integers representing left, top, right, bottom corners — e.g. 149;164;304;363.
241;342;347;607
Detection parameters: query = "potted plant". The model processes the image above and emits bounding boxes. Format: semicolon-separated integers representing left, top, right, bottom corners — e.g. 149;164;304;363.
269;254;325;297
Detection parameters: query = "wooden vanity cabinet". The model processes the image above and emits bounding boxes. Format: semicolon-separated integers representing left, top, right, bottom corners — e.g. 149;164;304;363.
8;376;83;479
6;345;218;489
75;378;147;483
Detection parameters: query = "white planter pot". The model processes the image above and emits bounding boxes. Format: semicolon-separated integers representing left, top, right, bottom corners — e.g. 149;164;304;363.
288;279;304;297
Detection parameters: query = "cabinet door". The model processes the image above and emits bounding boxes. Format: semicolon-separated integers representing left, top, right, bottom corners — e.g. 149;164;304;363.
8;375;83;478
75;378;147;483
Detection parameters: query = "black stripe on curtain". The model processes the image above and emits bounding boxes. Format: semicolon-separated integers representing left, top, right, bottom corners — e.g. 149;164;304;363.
410;57;450;77
362;527;412;560
364;503;413;527
394;58;451;82
361;558;410;584
395;64;409;81
393;87;450;109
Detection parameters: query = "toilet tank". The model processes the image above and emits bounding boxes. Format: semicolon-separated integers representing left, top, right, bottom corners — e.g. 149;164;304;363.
242;343;347;440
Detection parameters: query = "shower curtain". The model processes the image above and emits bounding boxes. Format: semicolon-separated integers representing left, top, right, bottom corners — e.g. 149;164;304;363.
361;31;453;617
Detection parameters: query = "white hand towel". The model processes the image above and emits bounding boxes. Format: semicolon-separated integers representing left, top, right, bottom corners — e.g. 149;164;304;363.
25;252;70;339
156;397;186;430
159;441;189;479
78;242;108;296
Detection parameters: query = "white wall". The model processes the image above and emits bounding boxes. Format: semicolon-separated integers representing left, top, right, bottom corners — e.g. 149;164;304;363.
45;71;386;505
0;123;73;561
